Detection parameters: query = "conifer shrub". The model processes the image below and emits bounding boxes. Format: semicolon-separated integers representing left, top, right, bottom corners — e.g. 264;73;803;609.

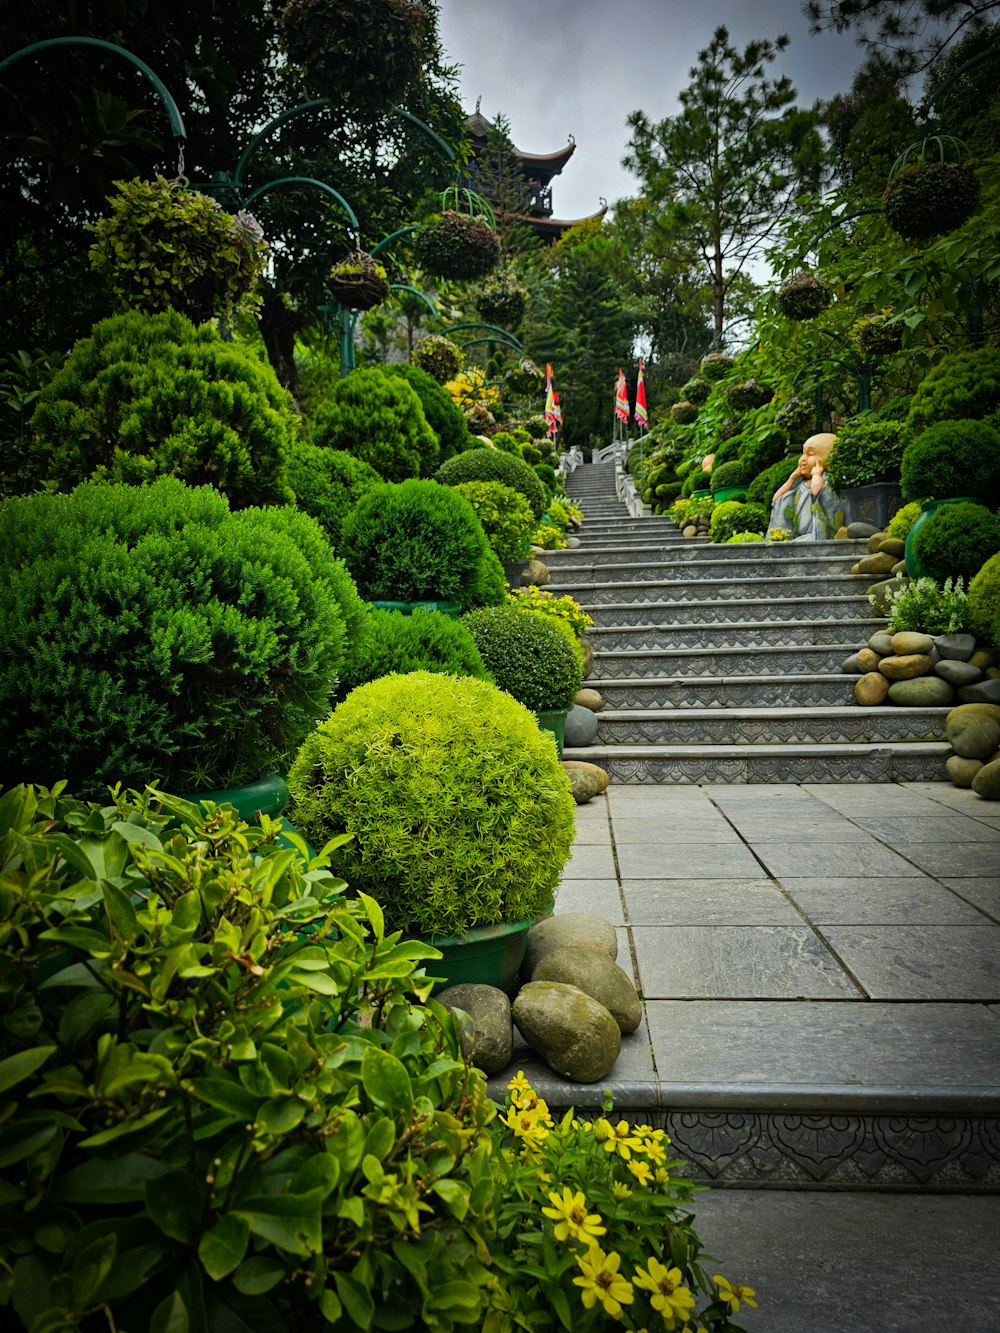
309;369;438;481
450;480;535;562
534;463;557;491
24;311;296;507
709;459;747;493
0;479;361;798
967;552;1000;641
377;361;470;464
906;348;1000;432
338;607;493;697
340;479;506;610
710;500;768;542
463;604;583;713
886;500;923;541
434;447;548;519
745;457;799;507
288;671;574;936
910;501;1000;584
287;442;383;548
900;418;1000;504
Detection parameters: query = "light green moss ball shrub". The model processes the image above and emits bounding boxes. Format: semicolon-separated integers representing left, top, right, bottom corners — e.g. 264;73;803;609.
0;479;360;798
912;502;1000;584
25;310;296;507
463;605;583;712
434;446;548;520
309;368;438;481
288;671;574;936
727;530;765;542
340;479;505;610
906;348;1000;432
287;442;383;548
338;607;492;697
967;552;1000;641
451;479;535;562
710;500;768;542
900;418;1000;505
886;500;923;541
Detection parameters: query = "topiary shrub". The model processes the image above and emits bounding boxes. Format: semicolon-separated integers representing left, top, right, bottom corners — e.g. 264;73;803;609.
340;478;505;610
338;606;493;697
872;393;914;423
746;456;799;508
524;414;549;439
900;418;1000;505
534;462;557;491
476;274;528;327
671;400;699;424
413;210;501;281
412;334;464;383
0;479;362;798
968;551;1000;641
905;348;1000;432
519;443;543;466
709;459;747;494
774;395;816;436
886;500;923;541
826;419;910;490
699;351;733;381
739;427;793;481
24;310;296;507
287;441;383;548
727;530;765;542
377;361;470;464
435;446;548;520
309;368;438;481
463;604;583;712
775;270;831;320
910;501;1000;584
88;176;267;323
726;378;774;413
289;671;574;936
451;479;535;562
710;500;769;543
681;376;711;405
883;160;981;239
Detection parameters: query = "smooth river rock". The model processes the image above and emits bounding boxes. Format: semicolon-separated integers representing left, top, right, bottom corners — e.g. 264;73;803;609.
946;755;984;788
945;703;1000;760
523;912;618;978
958;679;1000;705
854;552;899;577
877;537;906;558
934;659;984;688
891;631;935;656
935;633;977;662
513;981;621;1083
563;759;609;794
564;768;601;804
532;946;641;1034
855;671;890;706
887;676;955;706
436;984;513;1075
867;631;894;656
574;688;604;712
847;521;879;538
879;653;933;681
522;559;550;587
856;647;883;673
971;757;1000;800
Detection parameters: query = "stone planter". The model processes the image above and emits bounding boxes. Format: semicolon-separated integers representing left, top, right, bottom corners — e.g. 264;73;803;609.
842;482;904;531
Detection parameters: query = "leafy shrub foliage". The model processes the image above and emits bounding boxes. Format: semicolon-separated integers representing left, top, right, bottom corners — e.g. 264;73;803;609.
774;395;815;436
24;311;296;507
905;348;1000;432
287;442;383;548
506;588;593;638
709;459;747;493
900;418;1000;505
775;270;831;320
309;368;438;481
0;479;361;798
877;575;971;634
534;462;557;491
968;552;1000;641
681;376;711;404
289;671;574;936
463;605;583;712
910;501;1000;584
451;480;534;562
413;211;501;281
826;419;910;490
699;351;733;381
338;607;492;697
476;274;528;327
886;500;923;541
710;500;769;543
671;400;699;424
883;160;980;239
89;177;267;323
850;310;903;358
377;362;470;464
435;447;548;519
412;334;464;384
738;427;793;481
725;378;773;412
0;783;496;1330
745;457;799;508
340;479;505;611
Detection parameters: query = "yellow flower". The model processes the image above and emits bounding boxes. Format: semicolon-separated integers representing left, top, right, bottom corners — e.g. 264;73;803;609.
593;1117;614;1143
611;1181;633;1201
500;1104;551;1148
640;1138;667;1165
654;1167;671;1187
634;1257;696;1325
627;1159;653;1187
507;1070;533;1098
541;1187;607;1244
573;1246;634;1319
714;1276;758;1314
603;1118;643;1160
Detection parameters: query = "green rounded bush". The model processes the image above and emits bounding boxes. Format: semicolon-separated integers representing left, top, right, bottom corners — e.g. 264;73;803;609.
906;348;1000;432
883;160;980;239
338;607;492;697
746;457;799;508
826;419;910;490
671;400;699;425
341;479;505;610
463;604;583;712
288;442;383;548
309;369;438;481
534;462;557;491
377;362;470;464
699;351;733;381
709;459;747;493
900;418;1000;505
0;479;360;798
435;447;548;520
25;310;296;507
968;552;1000;641
910;501;1000;584
451;479;534;562
288;671;574;936
886;500;923;541
710;500;769;543
738;427;793;481
682;376;711;405
727;530;765;542
412;210;501;282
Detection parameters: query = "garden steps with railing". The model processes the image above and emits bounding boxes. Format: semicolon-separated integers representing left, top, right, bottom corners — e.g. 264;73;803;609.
553;462;951;783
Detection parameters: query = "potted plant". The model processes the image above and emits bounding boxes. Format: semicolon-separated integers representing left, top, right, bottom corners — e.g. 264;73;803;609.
339;478;507;614
411;333;464;383
681;375;712;404
775;395;816;436
671;399;699;425
436;445;549;520
288;671;575;983
709;458;748;502
726;377;774;413
850;310;903;359
906;501;1000;583
0;478;364;805
327;249;391;310
463;603;584;753
477;273;528;327
900;417;1000;575
413;190;501;281
699;351;733;381
826;418;911;529
775;270;831;320
449;478;536;582
505;358;544;399
883;136;981;240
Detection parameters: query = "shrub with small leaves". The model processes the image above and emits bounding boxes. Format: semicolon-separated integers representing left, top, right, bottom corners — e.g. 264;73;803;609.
886;500;923;541
905;348;1000;433
883;160;980;239
671;400;699;425
506;587;592;638
726;378;774;413
910;501;1000;584
309;368;438;481
413;211;501;281
776;270;831;320
709;459;747;494
412;334;464;384
451;479;535;562
710;499;768;543
338;606;492;696
681;376;711;405
435;447;548;519
287;442;383;548
900;418;1000;505
377;362;470;464
699;351;733;381
850;310;903;358
746;457;799;508
968;552;1000;642
826;419;910;490
774;395;815;436
727;530;765;542
464;604;583;712
877;575;971;634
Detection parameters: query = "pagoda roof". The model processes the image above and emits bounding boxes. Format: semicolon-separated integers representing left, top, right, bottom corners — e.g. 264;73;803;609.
514;205;608;244
466;108;576;175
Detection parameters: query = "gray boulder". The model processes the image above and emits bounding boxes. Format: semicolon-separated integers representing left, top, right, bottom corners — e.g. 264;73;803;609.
564;703;600;746
513;981;621;1082
887;676;955;706
867;631;894;656
972;757;1000;800
847;521;879;538
946;755;984;788
946;703;1000;759
935;633;976;662
934;660;983;688
959;679;1000;705
436;984;513;1075
524;912;618;979
532;946;642;1034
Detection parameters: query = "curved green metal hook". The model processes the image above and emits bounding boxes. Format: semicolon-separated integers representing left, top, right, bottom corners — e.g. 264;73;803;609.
242;176;360;236
390;283;439;320
371;224;419;258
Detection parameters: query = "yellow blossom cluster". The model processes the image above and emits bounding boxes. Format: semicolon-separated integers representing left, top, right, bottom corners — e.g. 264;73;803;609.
445;364;500;408
505;587;593;636
499;1070;554;1150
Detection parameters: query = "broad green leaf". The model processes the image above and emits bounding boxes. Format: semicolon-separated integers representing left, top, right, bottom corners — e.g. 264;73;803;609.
0;1115;58;1168
326;1109;364;1173
284;969;339;995
171;891;202;935
103;881;138;940
338;1196;364;1229
232;1256;286;1296
188;1079;259;1121
360;1046;412;1112
363;1117;395;1164
357;892;384;941
150;1290;190;1333
0;1045;56;1096
319;1287;342;1324
53;1153;168;1203
45;833;98;880
77;832;129;883
234;1189;324;1257
70;1233;116;1308
430;1179;468;1220
58;992;115;1048
77;1106;171;1148
425;1280;481;1313
145;1171;203;1244
38;926;112;955
198;1214;249;1281
255;1096;306;1135
288;1153;338;1199
111;820;163;851
335;1271;375;1330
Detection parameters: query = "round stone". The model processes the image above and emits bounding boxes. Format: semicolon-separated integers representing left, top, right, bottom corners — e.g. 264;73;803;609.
877;537;906;558
868;577;908;615
867;532;888;553
564;703;600;746
878;653;933;681
522;559;550;587
971;757;1000;801
682;525;698;538
532;946;642;1034
564;768;600;803
563;759;609;793
945;703;1000;759
855;672;890;706
841;653;861;674
890;631;934;656
855;552;899;576
512;981;621;1083
946;754;984;788
856;647;882;673
934;660;983;687
970;648;998;671
867;631;894;656
847;521;879;538
887;676;955;706
935;633;976;662
436;984;513;1075
524;912;618;979
892;559;907;575
580;637;594;677
958;679;1000;705
574;688;603;712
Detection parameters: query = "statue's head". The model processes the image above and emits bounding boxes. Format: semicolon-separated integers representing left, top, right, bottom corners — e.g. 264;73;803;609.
801;432;836;470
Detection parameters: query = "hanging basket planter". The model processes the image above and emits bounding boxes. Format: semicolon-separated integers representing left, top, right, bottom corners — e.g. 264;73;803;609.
725;378;774;413
671;400;699;425
327;250;391;311
883;137;980;241
464;402;496;434
681;376;711;405
476;276;528;327
775;270;831;321
413;210;501;282
775;395;815;435
699;351;734;382
412;334;464;383
505;359;544;399
850;310;903;359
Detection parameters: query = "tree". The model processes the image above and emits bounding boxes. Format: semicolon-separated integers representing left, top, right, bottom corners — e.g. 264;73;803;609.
623;26;828;345
470;112;538;260
804;0;1000;78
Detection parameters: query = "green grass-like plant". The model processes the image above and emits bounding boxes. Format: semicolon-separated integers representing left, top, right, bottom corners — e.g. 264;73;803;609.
288;671;574;936
910;501;1000;584
309;369;438;482
0;479;362;797
463;605;583;712
340;479;505;610
900;418;1000;505
287;442;383;548
338;607;492;697
435;446;548;520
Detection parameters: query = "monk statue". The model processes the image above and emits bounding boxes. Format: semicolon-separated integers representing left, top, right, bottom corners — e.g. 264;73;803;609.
767;432;845;541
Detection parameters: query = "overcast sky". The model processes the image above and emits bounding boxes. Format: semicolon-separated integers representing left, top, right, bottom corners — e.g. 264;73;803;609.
438;0;867;220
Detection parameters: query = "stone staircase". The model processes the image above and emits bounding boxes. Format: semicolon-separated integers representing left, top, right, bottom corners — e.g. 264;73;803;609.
558;461;951;783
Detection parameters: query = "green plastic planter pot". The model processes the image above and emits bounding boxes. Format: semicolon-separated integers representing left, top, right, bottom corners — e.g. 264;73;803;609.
712;486;746;503
903;498;976;579
421;903;554;993
534;707;568;756
187;771;290;822
369;599;461;618
691;488;711;499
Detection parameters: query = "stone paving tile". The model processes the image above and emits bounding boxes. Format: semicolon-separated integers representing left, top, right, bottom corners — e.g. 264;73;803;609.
563;843;616;879
778;876;991;925
623;880;804;926
897;841;1000;877
818;925;1000;1000
900;782;1000;814
632;926;860;999
555;879;623;923
940;878;1000;921
645;1000;1000;1089
611;815;745;843
748;840;917;878
722;818;875;843
803;782;955;816
616;841;766;879
570;808;613;844
847;814;1000;844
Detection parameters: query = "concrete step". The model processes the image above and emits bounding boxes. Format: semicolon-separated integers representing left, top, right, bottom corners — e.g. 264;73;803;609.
590;643;862;679
593;705;949;746
564;539;869;562
587;618;881;651
550;554;868;583
582;594;875;627
552;575;869;603
596;673;859;708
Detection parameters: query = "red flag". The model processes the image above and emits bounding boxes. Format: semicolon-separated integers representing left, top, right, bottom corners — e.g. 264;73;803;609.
634;359;648;432
544;363;557;432
614;369;629;423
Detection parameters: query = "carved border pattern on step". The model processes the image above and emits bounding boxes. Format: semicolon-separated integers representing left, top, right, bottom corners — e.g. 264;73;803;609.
594;648;848;678
590;623;874;651
597;716;948;746
600;753;948;784
587;600;874;627
572;579;865;605
599;682;856;709
659;1111;1000;1189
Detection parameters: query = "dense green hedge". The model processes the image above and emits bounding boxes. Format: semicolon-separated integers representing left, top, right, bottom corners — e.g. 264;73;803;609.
378;361;470;464
287;443;383;548
435;447;548;519
309;369;438;481
968;551;1000;643
910;501;1000;584
906;348;1000;433
338;607;492;697
745;457;799;508
900;418;1000;505
463;605;583;712
826;419;910;490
